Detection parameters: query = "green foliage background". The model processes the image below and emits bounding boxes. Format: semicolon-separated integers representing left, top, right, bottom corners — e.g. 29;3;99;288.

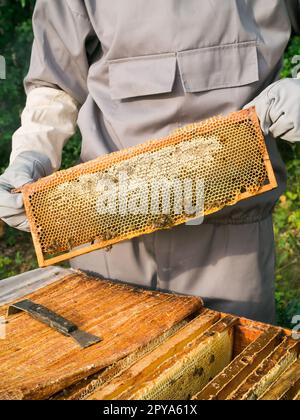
0;0;299;328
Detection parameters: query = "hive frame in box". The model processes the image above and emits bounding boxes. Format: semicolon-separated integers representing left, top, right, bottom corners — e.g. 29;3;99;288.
19;107;277;267
59;313;299;401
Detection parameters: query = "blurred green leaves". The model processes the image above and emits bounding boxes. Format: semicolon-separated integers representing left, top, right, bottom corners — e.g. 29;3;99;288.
274;152;300;328
0;0;35;171
281;36;300;78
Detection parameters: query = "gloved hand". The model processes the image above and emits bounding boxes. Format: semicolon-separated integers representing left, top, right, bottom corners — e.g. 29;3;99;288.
0;151;52;232
245;78;300;143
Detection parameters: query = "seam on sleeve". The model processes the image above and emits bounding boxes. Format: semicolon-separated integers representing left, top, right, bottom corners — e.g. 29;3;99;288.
65;0;90;21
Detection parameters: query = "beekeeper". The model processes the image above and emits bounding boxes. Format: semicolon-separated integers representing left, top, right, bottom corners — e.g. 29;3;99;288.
0;0;299;324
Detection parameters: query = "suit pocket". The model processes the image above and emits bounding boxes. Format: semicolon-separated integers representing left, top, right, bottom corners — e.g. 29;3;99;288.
177;41;259;93
108;53;177;100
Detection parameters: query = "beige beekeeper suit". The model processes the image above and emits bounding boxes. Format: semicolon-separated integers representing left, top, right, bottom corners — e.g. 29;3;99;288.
1;0;300;324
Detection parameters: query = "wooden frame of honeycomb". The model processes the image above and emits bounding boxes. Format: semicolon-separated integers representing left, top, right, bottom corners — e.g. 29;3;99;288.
18;108;277;267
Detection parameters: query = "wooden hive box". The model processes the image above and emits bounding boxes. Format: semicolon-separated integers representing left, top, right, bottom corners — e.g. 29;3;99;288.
0;271;201;400
0;270;299;400
70;315;299;401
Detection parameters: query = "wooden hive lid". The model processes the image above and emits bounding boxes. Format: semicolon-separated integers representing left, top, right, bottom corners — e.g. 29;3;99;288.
0;271;202;400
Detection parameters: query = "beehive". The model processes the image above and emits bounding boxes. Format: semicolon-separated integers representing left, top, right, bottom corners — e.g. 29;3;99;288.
73;318;299;401
18;108;277;267
0;272;201;400
0;271;298;401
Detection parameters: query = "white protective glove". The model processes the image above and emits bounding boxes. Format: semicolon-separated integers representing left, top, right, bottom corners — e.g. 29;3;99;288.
0;151;52;231
245;78;300;143
11;87;79;170
0;86;79;232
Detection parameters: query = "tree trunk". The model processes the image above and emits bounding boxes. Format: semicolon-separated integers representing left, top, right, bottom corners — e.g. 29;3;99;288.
0;220;5;239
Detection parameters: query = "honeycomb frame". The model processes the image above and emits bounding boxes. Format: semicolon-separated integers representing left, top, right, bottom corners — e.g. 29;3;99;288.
18;108;277;267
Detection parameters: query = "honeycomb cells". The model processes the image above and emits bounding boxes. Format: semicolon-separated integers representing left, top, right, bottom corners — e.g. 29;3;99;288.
21;108;277;266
